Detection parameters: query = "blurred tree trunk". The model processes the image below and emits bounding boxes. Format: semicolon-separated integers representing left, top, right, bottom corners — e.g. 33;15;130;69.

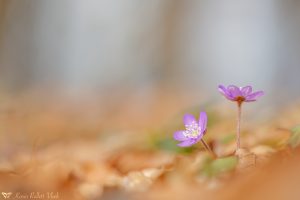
272;0;300;105
0;0;180;91
0;0;38;90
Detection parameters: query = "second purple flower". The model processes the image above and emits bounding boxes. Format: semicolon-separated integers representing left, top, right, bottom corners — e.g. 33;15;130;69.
218;85;264;104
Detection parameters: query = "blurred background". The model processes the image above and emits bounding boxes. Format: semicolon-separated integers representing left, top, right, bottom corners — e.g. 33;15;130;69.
1;0;300;102
0;0;300;140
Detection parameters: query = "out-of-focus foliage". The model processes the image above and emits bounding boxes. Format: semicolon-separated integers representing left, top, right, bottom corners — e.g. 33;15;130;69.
289;125;300;148
201;156;238;178
220;133;235;144
151;136;196;154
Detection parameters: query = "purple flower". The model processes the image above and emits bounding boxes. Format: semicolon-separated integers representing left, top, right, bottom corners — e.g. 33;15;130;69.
218;85;264;103
173;112;207;147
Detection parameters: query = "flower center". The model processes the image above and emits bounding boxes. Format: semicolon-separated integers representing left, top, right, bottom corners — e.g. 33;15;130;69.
235;96;245;103
183;121;200;139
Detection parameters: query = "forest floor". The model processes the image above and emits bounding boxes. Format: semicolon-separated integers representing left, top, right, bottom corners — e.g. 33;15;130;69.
0;90;300;200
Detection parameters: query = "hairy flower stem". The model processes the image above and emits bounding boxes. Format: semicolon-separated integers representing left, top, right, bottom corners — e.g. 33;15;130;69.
200;139;217;158
236;102;242;152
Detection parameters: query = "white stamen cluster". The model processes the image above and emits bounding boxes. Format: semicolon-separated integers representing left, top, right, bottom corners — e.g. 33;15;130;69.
183;121;201;139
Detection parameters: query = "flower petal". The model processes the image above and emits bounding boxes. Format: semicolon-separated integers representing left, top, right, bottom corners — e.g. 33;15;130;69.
177;139;196;147
218;85;235;100
227;85;242;98
241;86;252;96
218;85;227;95
183;114;197;126
245;91;264;102
173;131;187;141
199;111;207;132
196;132;205;141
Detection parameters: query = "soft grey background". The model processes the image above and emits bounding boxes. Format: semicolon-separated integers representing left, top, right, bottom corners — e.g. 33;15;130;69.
0;0;299;105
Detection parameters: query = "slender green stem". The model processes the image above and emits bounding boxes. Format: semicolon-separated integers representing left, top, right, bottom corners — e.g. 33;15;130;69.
200;139;217;159
236;102;242;151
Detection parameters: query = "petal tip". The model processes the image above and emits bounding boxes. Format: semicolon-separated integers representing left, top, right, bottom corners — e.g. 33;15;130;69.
183;113;196;126
177;139;195;147
173;131;187;141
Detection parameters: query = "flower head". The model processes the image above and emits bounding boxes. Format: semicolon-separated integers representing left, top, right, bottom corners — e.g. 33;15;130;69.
173;112;207;147
218;85;264;104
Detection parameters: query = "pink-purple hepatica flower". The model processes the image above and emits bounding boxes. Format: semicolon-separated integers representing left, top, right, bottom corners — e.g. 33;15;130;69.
173;112;207;147
218;84;264;151
218;85;264;103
